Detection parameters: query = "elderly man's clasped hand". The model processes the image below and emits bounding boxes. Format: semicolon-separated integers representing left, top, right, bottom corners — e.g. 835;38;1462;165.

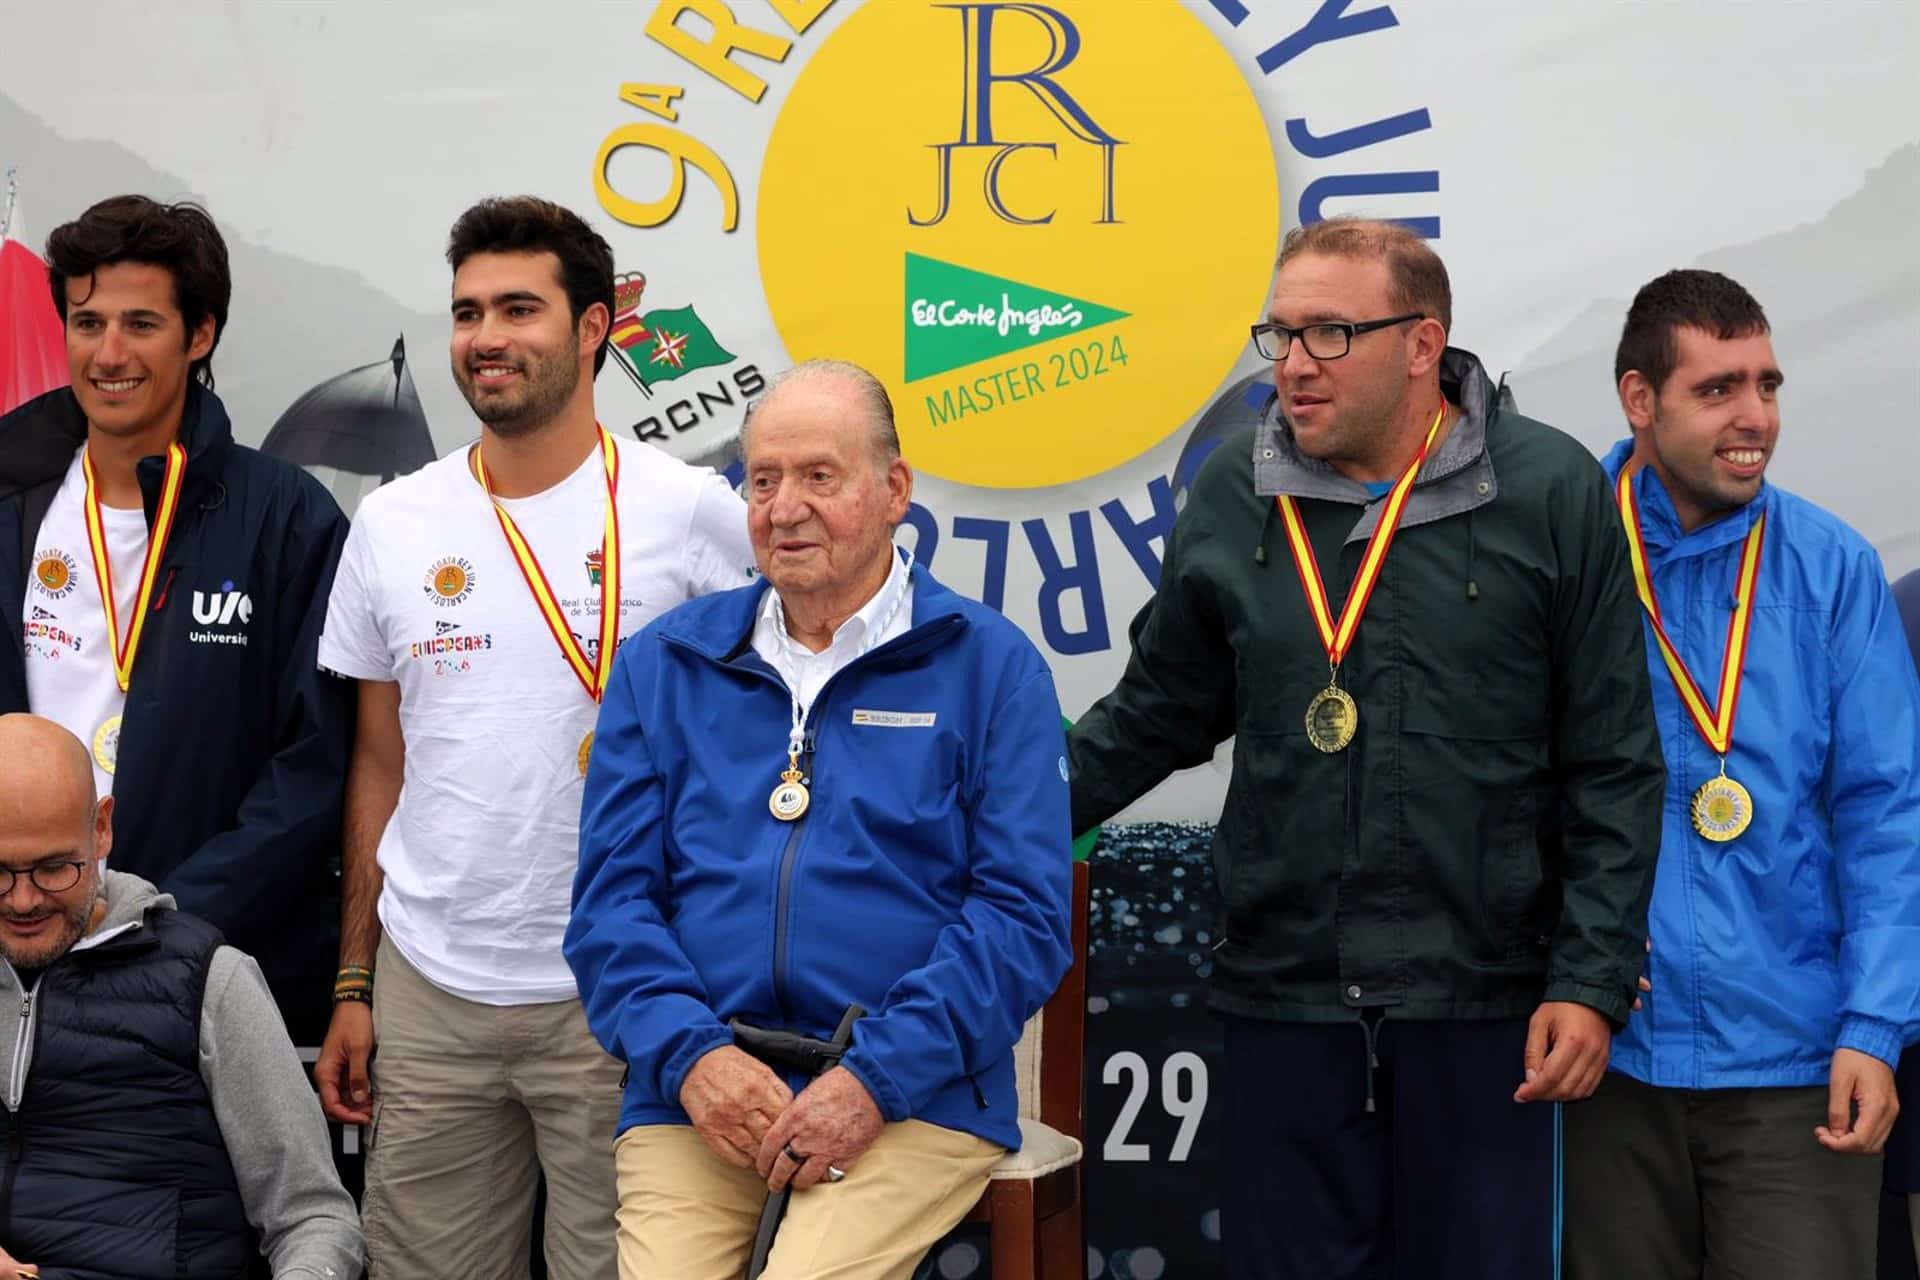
681;1047;884;1192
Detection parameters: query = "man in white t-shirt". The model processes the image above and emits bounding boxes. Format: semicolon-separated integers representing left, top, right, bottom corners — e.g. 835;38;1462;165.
312;196;753;1279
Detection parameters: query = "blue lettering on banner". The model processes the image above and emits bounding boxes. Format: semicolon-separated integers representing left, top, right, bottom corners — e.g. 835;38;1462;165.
1202;0;1438;238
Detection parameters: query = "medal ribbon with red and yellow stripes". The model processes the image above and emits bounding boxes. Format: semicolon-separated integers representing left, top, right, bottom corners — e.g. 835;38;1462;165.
476;427;621;774
1275;406;1446;752
82;442;187;693
1616;464;1765;840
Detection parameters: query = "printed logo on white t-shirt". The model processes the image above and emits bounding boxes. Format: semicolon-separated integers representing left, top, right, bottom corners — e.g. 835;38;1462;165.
31;549;78;600
423;556;478;607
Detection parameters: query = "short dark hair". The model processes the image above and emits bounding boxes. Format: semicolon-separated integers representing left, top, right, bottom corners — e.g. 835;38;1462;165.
1614;269;1770;393
446;197;616;374
1276;217;1452;332
45;196;231;389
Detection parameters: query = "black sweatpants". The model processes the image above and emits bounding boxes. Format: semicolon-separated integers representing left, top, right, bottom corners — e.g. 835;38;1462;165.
1220;1013;1560;1280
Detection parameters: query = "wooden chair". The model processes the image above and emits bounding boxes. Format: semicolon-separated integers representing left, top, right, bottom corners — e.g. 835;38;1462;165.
962;858;1089;1278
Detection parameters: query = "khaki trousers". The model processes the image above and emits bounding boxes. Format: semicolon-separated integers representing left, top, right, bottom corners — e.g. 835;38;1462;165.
362;937;623;1280
614;1119;1002;1280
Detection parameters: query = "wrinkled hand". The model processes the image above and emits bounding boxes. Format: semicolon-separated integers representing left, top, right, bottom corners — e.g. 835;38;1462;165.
1815;1048;1899;1154
1515;1002;1611;1103
680;1046;794;1169
316;1000;376;1125
756;1066;884;1192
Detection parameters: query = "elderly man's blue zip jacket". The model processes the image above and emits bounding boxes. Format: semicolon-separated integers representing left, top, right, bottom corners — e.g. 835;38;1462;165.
1601;440;1920;1086
566;561;1073;1150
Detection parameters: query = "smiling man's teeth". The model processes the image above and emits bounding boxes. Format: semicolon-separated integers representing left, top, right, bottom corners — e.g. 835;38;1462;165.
93;378;141;392
477;366;516;377
1721;449;1764;465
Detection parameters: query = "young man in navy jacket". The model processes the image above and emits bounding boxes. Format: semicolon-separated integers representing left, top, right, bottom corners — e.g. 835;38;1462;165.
0;196;351;1047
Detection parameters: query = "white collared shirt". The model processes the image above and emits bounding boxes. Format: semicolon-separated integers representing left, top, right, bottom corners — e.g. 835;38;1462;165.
751;545;913;711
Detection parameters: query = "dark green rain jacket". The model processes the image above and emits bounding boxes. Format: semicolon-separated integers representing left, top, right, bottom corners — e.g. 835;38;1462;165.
1070;349;1665;1025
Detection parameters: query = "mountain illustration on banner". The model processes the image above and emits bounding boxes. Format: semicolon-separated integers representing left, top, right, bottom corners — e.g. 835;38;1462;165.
904;253;1129;382
605;272;736;393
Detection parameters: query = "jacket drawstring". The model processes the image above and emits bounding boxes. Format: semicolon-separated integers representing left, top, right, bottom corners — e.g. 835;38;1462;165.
1358;1011;1383;1114
1254;498;1277;567
1464;508;1479;602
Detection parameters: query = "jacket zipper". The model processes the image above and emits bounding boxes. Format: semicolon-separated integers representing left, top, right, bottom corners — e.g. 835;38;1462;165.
770;730;817;1019
6;983;36;1111
0;981;34;1251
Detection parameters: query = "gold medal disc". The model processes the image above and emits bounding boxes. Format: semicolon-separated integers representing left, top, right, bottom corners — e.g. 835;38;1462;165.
1305;685;1358;754
1690;774;1753;842
577;731;594;777
92;715;121;776
769;777;811;822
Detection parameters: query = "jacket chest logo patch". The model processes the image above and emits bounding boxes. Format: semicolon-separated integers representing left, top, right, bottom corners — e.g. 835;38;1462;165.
850;709;937;728
189;583;252;646
31;549;78;600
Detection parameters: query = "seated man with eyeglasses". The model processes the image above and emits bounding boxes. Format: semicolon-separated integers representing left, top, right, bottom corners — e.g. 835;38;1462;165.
0;713;362;1279
1069;217;1665;1280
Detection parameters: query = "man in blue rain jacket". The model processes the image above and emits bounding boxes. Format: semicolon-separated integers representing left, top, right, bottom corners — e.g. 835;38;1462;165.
566;360;1073;1280
1565;269;1920;1280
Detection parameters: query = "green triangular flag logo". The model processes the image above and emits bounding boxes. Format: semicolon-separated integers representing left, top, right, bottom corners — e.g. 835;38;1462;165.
904;253;1128;382
609;305;736;389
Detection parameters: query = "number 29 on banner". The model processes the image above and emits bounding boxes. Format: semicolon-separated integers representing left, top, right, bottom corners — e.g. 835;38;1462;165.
1101;1051;1209;1163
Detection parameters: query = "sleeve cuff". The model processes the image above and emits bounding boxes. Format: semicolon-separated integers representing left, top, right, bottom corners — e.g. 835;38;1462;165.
1542;979;1631;1028
1837;1015;1904;1069
838;1046;911;1123
659;1024;736;1106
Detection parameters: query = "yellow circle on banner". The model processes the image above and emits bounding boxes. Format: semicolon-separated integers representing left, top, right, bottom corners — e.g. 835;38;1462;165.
758;1;1279;488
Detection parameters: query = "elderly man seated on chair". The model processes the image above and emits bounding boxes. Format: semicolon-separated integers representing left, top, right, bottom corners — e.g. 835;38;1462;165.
565;358;1074;1280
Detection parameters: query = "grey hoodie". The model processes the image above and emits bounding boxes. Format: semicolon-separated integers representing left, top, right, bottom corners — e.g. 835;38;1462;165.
0;871;362;1278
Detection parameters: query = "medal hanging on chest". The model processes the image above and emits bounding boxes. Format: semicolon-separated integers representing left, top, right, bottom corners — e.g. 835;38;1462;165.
1276;407;1446;753
766;549;914;821
476;428;621;777
82;441;187;696
1616;467;1766;842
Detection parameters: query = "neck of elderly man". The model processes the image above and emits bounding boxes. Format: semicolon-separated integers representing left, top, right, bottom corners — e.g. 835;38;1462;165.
780;544;896;653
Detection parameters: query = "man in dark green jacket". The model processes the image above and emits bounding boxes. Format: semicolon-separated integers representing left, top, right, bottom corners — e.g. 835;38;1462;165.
1069;218;1665;1280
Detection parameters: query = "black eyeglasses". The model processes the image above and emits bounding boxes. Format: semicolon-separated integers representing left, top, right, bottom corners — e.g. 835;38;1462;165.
0;861;86;895
1250;313;1424;361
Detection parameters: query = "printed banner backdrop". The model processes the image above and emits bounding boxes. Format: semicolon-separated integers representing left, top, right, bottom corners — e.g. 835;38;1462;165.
5;2;1918;1275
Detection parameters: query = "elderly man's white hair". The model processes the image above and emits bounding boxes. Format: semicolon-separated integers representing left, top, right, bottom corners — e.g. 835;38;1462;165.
740;359;902;464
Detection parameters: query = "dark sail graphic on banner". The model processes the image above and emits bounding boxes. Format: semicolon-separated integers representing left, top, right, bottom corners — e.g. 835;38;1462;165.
263;337;437;508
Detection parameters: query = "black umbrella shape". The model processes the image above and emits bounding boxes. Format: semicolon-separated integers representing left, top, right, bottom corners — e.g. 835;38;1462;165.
262;336;436;480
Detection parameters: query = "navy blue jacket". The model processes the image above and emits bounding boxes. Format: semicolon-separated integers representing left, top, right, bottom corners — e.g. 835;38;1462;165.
567;560;1073;1150
3;908;254;1278
0;386;352;1044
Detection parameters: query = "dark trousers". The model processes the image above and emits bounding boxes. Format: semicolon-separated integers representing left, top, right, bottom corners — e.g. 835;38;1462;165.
1563;1071;1883;1280
1220;1013;1559;1280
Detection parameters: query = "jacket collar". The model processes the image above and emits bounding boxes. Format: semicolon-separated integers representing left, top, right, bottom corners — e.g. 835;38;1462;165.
0;383;235;510
660;557;970;667
1251;346;1503;542
1599;437;1768;562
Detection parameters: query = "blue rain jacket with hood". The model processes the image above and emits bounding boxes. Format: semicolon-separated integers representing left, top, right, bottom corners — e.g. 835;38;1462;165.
1602;440;1920;1087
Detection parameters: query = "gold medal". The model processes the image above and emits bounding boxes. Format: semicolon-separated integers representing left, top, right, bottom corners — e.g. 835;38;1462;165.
577;731;594;777
92;715;121;775
1690;773;1753;842
1276;406;1447;756
769;762;811;821
1617;467;1766;845
1305;684;1357;753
